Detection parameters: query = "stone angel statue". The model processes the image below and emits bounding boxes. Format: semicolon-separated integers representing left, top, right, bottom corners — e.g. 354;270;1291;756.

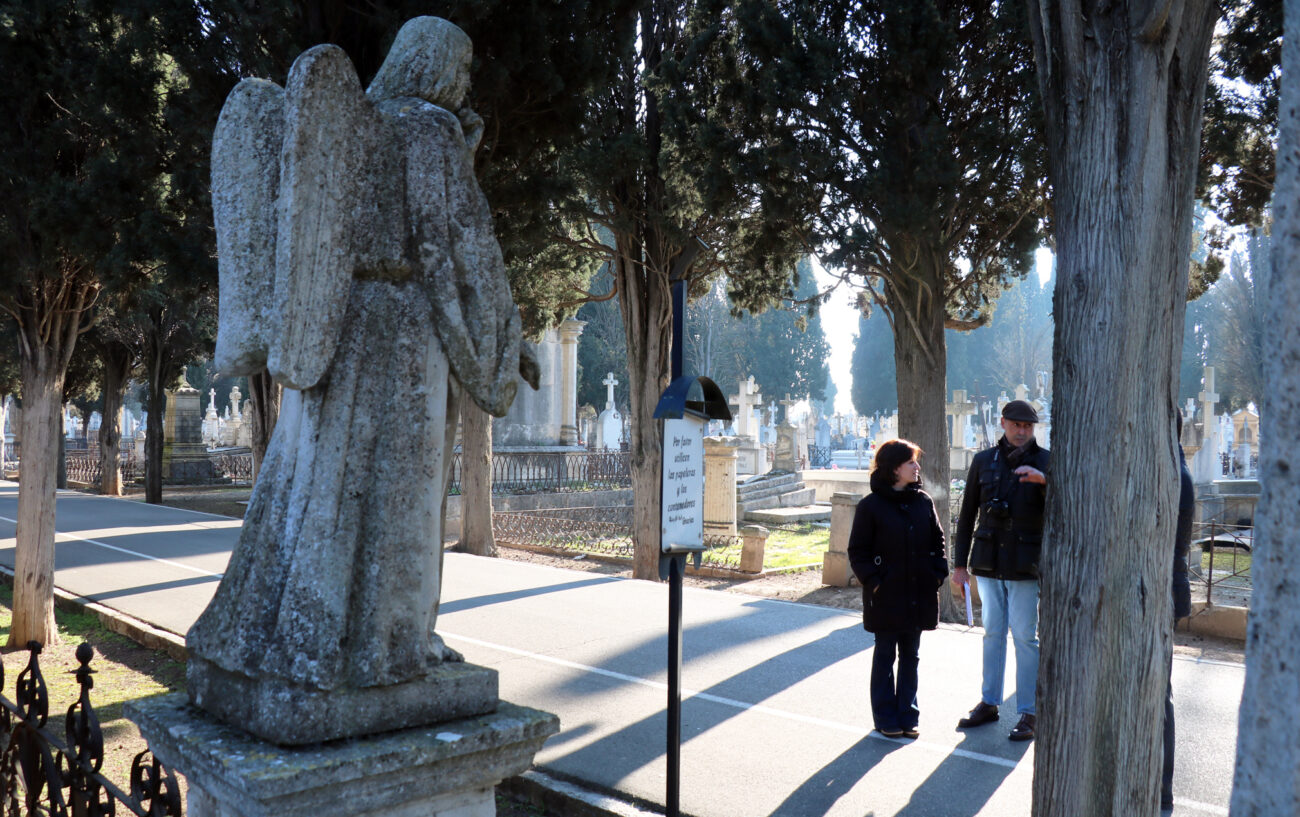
186;17;537;745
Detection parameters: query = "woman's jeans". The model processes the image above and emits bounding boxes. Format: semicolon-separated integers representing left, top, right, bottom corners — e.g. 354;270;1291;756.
979;577;1039;715
871;629;922;731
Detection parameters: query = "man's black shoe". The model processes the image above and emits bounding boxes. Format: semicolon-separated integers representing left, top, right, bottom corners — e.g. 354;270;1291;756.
957;702;999;728
1009;713;1036;741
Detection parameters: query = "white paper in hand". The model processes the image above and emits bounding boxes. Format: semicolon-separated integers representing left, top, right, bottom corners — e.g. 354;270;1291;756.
964;581;974;627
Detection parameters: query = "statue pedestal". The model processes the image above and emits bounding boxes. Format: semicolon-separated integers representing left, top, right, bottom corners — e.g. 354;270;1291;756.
128;694;558;817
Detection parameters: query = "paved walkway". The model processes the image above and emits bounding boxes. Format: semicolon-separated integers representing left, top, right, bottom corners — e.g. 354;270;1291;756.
0;482;1241;816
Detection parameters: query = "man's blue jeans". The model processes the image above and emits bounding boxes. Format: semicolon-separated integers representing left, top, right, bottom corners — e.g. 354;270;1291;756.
979;577;1039;715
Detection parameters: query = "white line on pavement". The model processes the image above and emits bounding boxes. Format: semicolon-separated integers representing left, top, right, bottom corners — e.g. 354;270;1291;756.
444;632;1021;770
0;515;224;579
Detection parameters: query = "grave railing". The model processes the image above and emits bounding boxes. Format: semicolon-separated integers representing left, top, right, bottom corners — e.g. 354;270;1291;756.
1189;517;1253;609
63;452;146;488
449;450;630;495
491;506;745;569
211;451;254;485
0;641;182;816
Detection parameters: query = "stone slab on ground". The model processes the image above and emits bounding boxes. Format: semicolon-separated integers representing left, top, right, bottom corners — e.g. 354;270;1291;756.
745;505;831;524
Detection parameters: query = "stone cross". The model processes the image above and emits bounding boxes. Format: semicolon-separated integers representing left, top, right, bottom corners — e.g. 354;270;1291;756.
728;376;762;440
1199;366;1219;437
946;389;978;449
229;385;243;420
779;393;799;425
602;372;619;411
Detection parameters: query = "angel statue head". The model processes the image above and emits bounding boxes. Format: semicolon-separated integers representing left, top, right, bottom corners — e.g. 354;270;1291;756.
367;17;483;153
368;17;472;109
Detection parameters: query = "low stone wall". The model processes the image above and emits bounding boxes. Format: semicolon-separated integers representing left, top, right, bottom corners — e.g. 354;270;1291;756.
800;470;870;503
444;489;633;539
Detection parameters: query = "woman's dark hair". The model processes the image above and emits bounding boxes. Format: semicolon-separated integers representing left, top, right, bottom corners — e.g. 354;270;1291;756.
870;438;923;492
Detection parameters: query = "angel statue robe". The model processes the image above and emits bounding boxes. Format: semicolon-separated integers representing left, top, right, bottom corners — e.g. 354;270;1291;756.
186;17;536;745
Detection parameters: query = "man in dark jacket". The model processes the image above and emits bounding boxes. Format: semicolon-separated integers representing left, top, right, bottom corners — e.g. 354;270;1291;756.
951;399;1049;741
1163;415;1195;811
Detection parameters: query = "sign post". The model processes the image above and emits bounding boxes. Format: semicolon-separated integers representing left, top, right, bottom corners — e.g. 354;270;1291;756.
654;314;730;817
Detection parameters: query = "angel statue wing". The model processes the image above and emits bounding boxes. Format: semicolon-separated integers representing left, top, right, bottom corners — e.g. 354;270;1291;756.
268;44;376;390
211;79;284;376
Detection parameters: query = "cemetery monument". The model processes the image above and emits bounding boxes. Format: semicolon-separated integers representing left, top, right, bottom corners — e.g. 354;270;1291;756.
131;19;555;817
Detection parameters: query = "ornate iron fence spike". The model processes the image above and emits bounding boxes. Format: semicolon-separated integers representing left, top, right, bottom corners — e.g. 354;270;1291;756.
0;641;182;816
16;642;49;727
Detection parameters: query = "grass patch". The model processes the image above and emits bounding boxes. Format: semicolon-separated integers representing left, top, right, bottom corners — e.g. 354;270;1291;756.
707;523;830;570
1201;549;1252;579
0;584;187;794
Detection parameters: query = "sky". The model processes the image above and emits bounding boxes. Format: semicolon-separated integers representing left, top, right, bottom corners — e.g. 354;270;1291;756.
813;248;1055;415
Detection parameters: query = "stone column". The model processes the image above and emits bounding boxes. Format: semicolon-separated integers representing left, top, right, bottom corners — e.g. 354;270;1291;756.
739;524;769;573
558;318;585;446
822;491;863;587
703;436;741;537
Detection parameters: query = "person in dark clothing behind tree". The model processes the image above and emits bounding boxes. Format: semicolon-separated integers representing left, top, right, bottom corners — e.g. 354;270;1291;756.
1163;414;1195;812
952;399;1049;741
848;439;949;739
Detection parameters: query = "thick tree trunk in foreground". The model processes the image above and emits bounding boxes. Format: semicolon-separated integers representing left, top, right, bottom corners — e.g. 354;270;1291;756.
887;250;954;618
458;395;496;557
11;363;63;647
1026;3;1216;815
246;368;280;482
97;345;132;496
1230;5;1300;812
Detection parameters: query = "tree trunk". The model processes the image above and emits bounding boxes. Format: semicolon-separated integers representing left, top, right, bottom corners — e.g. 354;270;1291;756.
246;368;280;482
887;249;954;618
1230;5;1300;812
10;360;62;647
0;395;7;470
97;345;132;496
613;236;672;581
457;393;496;557
145;381;166;504
1026;4;1216;816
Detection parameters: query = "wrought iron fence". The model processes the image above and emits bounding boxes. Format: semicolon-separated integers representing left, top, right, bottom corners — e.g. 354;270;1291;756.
0;641;182;816
808;445;832;469
211;451;253;485
492;506;746;569
64;452;145;488
1190;517;1253;608
450;450;630;495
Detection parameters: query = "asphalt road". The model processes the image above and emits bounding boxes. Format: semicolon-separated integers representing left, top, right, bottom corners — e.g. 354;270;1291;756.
0;481;1242;816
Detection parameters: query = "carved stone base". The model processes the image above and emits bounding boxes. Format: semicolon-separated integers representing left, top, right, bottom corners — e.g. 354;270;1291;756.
186;657;499;745
127;694;559;817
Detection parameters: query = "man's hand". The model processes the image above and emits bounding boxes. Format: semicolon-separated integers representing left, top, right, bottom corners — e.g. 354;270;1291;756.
1015;465;1046;484
952;566;969;589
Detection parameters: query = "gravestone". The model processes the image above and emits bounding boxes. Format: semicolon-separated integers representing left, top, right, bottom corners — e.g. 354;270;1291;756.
162;377;220;483
946;389;978;472
131;24;556;817
595;372;623;451
1191;366;1222;484
773;394;799;471
729;376;767;475
815;416;831;450
202;389;219;447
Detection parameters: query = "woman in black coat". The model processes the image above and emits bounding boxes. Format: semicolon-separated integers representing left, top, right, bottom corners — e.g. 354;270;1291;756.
848;439;949;738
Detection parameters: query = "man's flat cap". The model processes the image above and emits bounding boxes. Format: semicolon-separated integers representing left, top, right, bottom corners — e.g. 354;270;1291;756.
1001;399;1039;423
